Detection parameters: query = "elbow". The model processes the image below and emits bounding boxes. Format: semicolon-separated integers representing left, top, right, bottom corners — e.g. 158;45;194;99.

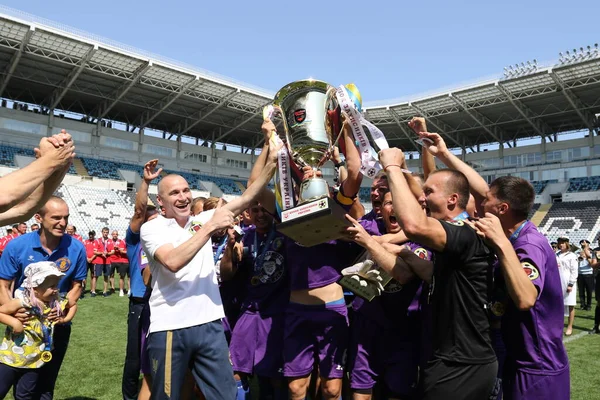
515;294;537;311
402;221;421;238
162;259;182;273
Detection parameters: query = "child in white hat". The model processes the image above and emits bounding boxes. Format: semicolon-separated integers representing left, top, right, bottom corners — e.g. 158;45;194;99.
0;261;78;399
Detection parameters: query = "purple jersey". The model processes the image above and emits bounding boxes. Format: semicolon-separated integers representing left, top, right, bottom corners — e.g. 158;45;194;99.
286;239;362;290
361;209;386;235
238;226;289;314
353;242;430;334
500;222;568;373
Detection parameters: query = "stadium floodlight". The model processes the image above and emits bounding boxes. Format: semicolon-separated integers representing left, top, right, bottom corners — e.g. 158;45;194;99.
502;58;538;79
558;43;600;66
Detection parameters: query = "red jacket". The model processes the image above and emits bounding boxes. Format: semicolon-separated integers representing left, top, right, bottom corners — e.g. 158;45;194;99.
109;239;128;263
92;238;114;265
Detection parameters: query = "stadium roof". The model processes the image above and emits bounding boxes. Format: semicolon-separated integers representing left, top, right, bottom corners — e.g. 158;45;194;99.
0;7;598;151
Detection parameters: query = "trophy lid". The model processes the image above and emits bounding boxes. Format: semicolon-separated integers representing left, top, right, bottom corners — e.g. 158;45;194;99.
273;80;330;106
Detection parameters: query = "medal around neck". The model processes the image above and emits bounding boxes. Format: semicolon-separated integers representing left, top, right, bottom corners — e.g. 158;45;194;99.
267;79;355;247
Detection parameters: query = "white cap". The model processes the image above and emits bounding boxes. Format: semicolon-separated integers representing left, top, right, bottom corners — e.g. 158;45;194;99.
22;261;65;288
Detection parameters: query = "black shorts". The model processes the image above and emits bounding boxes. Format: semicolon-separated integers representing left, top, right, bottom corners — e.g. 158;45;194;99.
94;264;111;278
86;262;94;276
112;262;129;278
420;358;497;400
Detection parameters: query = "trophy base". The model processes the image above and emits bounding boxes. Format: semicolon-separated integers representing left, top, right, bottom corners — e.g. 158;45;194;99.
279;197;351;247
339;269;394;302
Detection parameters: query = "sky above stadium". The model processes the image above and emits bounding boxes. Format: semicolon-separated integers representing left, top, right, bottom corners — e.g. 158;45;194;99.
1;0;596;105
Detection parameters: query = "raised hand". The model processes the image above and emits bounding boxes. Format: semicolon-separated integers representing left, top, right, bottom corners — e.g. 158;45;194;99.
408;117;427;134
378;148;405;169
417;132;448;157
208;206;235;232
262;118;277;142
143;159;163;182
344;214;373;248
464;213;508;248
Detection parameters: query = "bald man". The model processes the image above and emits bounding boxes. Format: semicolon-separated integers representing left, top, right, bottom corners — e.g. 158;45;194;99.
0;195;87;399
140;142;279;400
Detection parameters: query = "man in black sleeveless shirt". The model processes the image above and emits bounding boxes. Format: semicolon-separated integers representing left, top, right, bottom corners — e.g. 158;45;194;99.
378;148;497;400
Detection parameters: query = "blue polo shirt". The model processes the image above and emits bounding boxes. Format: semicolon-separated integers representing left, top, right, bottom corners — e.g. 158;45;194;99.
0;231;87;294
125;226;147;299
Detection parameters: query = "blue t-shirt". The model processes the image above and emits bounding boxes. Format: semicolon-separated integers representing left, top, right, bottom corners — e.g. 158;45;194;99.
0;232;87;294
125;227;147;299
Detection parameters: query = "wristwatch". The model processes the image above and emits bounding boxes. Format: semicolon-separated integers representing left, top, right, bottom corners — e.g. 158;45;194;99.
334;160;345;168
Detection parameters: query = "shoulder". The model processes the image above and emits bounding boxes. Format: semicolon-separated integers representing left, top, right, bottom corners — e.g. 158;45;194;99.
141;215;167;234
5;233;33;248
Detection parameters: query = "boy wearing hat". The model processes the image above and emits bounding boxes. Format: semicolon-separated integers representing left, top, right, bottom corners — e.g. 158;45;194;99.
0;261;77;399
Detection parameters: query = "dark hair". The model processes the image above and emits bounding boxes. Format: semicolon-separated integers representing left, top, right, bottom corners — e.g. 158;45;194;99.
429;169;470;210
11;224;18;229
489;176;534;220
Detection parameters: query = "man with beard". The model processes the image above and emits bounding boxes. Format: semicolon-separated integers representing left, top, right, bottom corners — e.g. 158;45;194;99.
344;189;431;400
416;130;569;399
221;202;289;400
140;140;279;400
377;147;497;400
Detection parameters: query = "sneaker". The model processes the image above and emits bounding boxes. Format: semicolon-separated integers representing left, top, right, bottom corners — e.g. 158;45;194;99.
119;290;124;297
79;293;85;299
110;288;115;294
90;292;97;298
102;292;108;298
590;326;600;335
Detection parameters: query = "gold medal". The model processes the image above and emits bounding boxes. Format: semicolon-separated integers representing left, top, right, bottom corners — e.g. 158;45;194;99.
41;351;52;363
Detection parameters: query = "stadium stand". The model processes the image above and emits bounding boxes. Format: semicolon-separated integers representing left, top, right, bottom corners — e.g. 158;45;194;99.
537;201;600;243
0;144;77;175
567;176;600;192
531;180;558;194
359;187;370;204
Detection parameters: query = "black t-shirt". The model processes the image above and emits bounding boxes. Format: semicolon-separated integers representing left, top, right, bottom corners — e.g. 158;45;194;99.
429;219;496;364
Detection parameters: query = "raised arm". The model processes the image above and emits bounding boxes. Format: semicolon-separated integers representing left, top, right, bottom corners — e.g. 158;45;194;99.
379;148;448;252
408;117;436;180
418;131;488;216
247;119;277;215
226;140;279;217
130;159;163;233
0;132;74;214
339;118;363;199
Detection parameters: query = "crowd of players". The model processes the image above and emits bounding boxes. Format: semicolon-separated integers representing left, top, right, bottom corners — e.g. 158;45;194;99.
0;116;596;400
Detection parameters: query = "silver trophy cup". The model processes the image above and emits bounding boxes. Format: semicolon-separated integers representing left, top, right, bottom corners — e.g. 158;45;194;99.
271;79;349;246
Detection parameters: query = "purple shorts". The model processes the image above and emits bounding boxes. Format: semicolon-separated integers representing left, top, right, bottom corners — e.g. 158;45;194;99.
230;310;285;377
503;366;570;400
348;313;419;397
283;302;348;379
139;304;151;375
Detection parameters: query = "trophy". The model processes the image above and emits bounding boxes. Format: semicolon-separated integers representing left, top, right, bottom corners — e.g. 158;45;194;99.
268;80;351;247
